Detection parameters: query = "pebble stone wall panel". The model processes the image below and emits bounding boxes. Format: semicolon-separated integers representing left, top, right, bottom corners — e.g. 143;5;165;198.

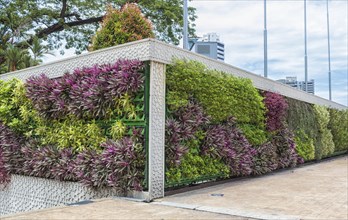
148;39;347;110
0;39;151;81
148;61;166;200
0;175;121;216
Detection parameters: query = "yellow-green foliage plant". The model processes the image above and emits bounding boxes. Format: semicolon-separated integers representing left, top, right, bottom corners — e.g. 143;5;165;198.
286;98;319;141
34;117;106;152
166;59;267;146
0;79;40;135
328;109;348;152
313;105;335;159
91;3;154;51
294;130;315;161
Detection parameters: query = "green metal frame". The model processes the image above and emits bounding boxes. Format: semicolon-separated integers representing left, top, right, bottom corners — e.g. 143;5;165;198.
165;173;228;188
143;61;151;190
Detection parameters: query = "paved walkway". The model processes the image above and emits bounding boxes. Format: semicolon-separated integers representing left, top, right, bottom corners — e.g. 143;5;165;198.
2;198;246;220
2;156;347;220
158;156;348;220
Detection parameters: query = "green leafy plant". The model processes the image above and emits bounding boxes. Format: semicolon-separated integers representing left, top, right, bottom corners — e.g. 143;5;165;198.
328;109;348;152
237;124;267;146
166;128;229;185
34;117;106;152
166;59;267;145
0;79;40;135
313;105;335;159
166;152;230;185
294;130;315;161
286;98;319;142
109;120;126;140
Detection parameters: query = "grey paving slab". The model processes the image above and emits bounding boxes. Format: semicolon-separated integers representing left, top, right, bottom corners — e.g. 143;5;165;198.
157;156;348;220
1;198;249;220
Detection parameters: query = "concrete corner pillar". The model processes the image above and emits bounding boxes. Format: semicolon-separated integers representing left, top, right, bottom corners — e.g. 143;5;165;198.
147;61;166;200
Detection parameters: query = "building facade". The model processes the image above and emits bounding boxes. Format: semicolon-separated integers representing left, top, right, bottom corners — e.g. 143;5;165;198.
190;33;225;61
277;76;315;94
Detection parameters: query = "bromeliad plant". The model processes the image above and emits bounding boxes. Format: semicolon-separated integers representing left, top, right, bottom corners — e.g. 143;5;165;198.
74;128;145;191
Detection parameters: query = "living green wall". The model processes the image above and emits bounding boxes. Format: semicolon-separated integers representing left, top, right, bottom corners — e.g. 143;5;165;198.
329;109;348;152
286;97;346;160
1;58;347;190
0;60;147;191
165;60;347;187
166;59;267;146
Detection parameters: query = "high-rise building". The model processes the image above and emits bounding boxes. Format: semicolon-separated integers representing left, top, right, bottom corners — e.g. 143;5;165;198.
189;33;225;61
276;76;315;94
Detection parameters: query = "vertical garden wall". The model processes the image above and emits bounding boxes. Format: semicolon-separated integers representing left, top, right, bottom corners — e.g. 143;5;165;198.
1;39;347;215
1;59;147;189
164;59;348;187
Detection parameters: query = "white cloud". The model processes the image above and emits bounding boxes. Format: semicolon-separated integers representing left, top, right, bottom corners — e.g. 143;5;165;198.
43;0;347;106
191;0;347;106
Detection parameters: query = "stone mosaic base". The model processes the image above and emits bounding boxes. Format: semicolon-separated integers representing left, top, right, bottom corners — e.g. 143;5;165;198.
0;175;122;216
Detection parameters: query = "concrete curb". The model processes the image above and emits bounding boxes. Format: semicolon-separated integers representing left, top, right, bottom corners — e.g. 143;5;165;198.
152;201;300;220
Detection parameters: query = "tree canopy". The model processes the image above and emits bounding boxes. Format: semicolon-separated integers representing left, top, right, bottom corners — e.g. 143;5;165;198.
91;3;154;51
0;0;197;53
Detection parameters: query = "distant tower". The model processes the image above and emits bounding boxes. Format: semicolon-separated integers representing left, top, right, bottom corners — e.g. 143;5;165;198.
190;33;225;61
276;76;315;94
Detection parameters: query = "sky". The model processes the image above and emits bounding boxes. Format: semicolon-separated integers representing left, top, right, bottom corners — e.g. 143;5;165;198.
45;0;348;106
189;0;348;106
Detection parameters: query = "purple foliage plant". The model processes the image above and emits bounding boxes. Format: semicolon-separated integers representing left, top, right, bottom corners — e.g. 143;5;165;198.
0;123;26;176
202;117;256;176
263;91;289;132
26;59;145;119
252;142;278;175
74;137;144;193
165;101;210;166
272;128;303;168
0;147;10;185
